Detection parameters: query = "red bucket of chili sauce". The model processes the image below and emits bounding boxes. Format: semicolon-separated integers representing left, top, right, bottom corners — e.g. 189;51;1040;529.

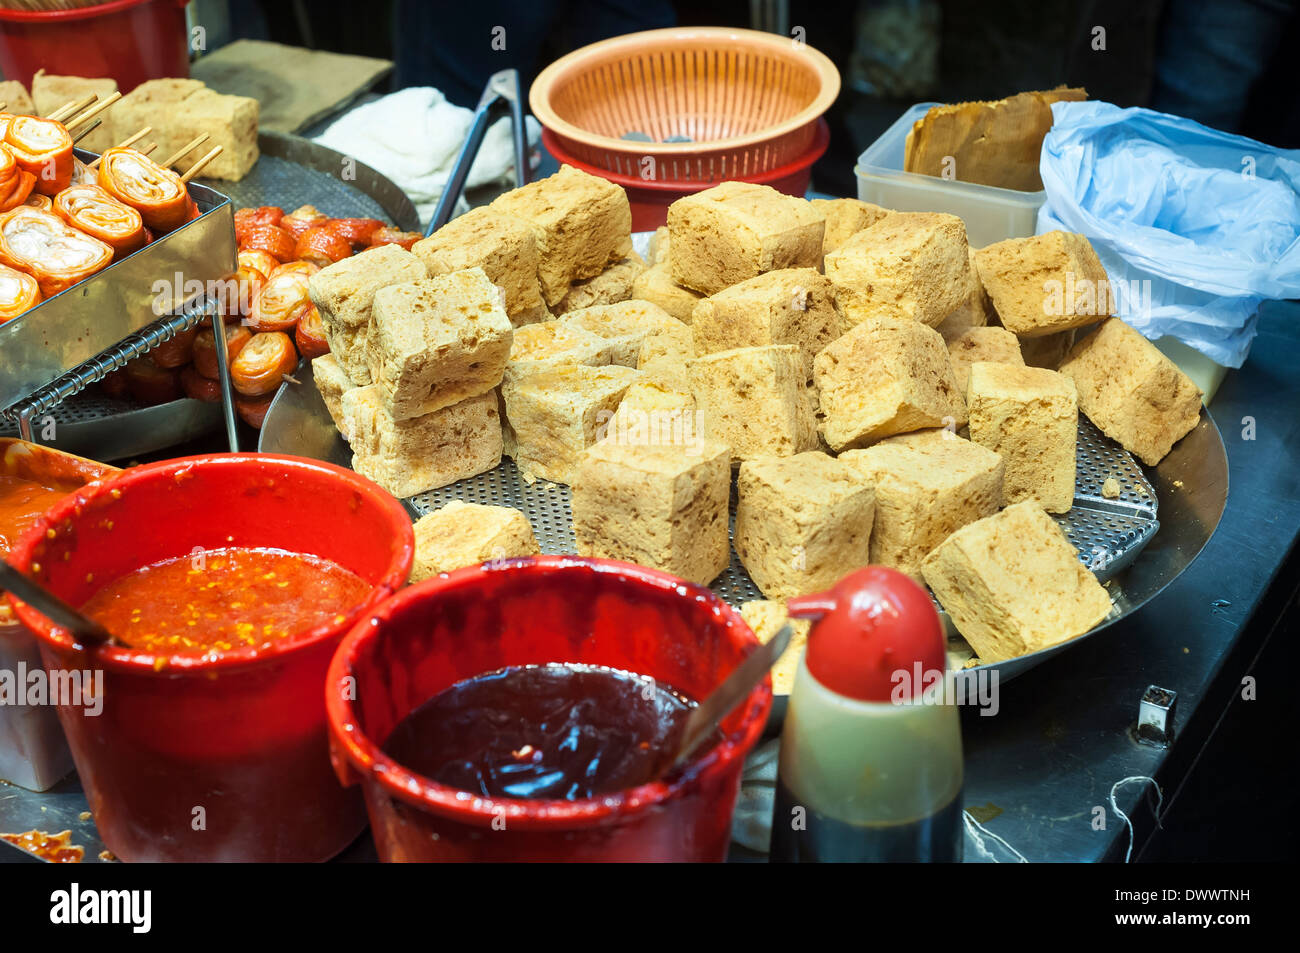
326;556;772;862
5;453;414;862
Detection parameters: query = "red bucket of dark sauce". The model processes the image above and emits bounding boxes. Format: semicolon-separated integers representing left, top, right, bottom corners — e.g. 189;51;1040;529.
6;454;414;862
326;556;772;862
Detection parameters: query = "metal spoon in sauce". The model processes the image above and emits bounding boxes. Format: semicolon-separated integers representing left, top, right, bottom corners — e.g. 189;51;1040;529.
668;623;794;773
0;562;117;646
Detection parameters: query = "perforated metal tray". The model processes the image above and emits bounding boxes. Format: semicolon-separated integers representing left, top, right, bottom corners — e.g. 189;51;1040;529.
403;419;1158;611
0;391;221;463
259;354;1232;692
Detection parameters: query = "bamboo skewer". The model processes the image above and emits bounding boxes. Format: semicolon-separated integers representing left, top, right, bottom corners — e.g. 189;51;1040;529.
138;143;158;157
180;145;223;183
0;102;6;112
88;126;154;169
115;126;153;150
48;94;98;123
71;119;102;144
64;91;122;130
161;134;210;169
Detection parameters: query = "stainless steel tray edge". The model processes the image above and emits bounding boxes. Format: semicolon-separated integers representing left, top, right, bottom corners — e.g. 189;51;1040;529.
0;162;237;411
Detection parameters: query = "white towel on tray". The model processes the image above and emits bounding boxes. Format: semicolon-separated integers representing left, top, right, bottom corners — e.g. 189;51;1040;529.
314;86;540;228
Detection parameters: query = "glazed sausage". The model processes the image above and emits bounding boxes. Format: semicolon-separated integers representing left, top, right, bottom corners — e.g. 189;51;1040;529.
230;331;297;397
192;324;252;379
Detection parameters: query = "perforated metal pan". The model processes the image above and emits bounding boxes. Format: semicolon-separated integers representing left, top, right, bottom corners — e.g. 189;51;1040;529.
258;353;1227;689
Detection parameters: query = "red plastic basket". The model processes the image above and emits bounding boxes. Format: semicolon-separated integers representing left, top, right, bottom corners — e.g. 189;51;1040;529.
530;26;839;184
0;0;190;94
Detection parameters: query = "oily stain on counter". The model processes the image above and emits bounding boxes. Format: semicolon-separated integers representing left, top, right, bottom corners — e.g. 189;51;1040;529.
1;829;84;863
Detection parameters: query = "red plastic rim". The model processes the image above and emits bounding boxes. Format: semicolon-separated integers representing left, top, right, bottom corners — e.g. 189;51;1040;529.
326;555;773;831
6;453;415;675
0;0;175;23
542;117;830;192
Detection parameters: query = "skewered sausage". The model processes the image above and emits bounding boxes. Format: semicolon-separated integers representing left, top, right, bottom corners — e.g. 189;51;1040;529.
294;225;352;267
0;263;40;323
230;331;297;397
0;207;113;297
248;271;312;333
53;184;147;259
96;147;191;233
294;304;330;360
192;324;252;379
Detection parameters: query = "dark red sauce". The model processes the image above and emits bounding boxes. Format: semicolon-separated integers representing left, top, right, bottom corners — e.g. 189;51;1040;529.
382;663;699;801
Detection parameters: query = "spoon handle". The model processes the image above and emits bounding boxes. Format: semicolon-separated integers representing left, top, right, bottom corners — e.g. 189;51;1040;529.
0;562;116;646
671;623;793;772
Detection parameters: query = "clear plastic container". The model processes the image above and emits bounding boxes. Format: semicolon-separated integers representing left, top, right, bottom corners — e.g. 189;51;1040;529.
855;102;1045;248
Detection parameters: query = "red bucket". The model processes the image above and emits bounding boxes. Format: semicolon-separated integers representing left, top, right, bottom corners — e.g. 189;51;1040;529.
327;556;772;862
5;453;414;862
0;0;190;94
542;119;830;232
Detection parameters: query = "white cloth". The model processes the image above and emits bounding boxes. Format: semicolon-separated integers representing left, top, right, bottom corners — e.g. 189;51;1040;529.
314;87;541;228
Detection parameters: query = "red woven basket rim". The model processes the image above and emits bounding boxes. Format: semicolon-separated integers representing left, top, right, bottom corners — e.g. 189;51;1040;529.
530;26;841;158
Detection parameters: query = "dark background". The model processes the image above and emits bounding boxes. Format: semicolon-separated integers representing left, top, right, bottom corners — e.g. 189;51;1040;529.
222;0;1300;200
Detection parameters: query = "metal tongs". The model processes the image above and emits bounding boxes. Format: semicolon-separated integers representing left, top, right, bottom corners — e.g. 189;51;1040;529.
425;69;530;236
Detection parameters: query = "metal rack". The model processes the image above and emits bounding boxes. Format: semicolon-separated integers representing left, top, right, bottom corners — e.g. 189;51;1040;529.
0;161;239;456
1;294;238;452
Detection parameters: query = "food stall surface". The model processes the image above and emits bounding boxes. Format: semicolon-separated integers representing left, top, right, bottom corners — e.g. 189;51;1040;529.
0;300;1295;864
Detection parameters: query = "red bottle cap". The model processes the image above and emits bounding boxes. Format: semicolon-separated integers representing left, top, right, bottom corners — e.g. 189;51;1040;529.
786;567;946;702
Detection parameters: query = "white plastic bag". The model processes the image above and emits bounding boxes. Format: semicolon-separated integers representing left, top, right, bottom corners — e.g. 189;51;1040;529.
1038;101;1300;367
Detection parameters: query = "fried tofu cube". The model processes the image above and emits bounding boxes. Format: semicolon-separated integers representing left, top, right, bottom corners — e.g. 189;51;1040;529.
1057;317;1202;464
647;226;671;265
668;182;825;295
840;431;1005;577
738;601;812;695
734;452;876;598
825;212;972;328
340;387;502;498
501;363;640;483
947;326;1024;394
630;261;703;322
411;207;546;326
0;80;35;116
489;164;633;306
637;356;693;394
366;269;513;419
604;378;700;450
813;315;967;451
312;353;354;430
935;248;993;340
114;79;258;180
572;437;732;585
309;244;428;385
32;73;117;153
409;501;540;582
921;500;1113;663
689;345;818;462
691;268;841;375
1018;329;1076;369
809;197;892;254
507;321;613;371
554;255;646;314
974;231;1112;337
966;362;1077;513
559;299;690;367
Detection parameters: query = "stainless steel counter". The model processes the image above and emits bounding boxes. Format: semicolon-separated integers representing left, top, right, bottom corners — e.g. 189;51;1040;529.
953;298;1300;863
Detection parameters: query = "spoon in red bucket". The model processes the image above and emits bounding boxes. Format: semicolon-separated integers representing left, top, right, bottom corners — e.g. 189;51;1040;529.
0;562;117;646
668;622;794;772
